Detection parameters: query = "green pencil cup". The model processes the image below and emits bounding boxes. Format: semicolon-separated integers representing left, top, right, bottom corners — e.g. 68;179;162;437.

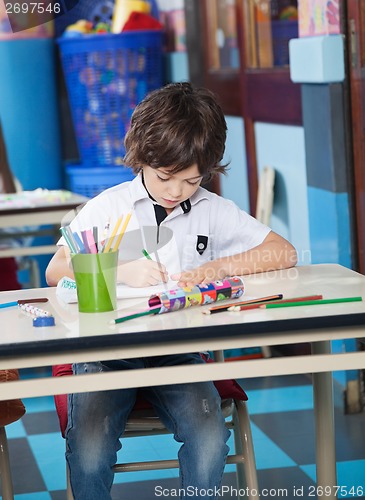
71;251;118;313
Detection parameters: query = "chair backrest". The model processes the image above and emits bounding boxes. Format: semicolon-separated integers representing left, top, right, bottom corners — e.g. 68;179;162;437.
256;166;275;226
0;370;26;500
0;370;26;427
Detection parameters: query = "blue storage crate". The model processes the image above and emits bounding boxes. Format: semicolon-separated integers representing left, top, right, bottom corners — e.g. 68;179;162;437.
58;31;163;167
66;165;135;198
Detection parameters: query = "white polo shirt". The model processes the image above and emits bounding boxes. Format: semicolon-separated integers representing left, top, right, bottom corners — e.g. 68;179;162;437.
59;174;271;275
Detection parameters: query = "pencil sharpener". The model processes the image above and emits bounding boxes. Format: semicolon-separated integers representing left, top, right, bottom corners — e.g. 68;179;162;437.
33;316;55;327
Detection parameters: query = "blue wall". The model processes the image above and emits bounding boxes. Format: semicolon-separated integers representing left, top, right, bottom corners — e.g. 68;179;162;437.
0;39;63;287
0;39;62;190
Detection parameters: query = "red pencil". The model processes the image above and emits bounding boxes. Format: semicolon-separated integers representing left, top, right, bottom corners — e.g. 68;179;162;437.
228;294;323;312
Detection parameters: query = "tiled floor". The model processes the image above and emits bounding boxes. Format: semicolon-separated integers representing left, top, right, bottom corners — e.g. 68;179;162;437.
3;367;365;499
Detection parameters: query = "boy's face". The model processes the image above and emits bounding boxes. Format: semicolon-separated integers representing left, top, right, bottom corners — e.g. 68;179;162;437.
143;164;203;214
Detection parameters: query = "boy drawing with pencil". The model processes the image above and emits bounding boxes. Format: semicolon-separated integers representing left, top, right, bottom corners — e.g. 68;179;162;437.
46;82;297;500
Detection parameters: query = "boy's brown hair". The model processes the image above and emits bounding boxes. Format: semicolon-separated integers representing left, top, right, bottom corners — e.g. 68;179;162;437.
123;82;228;180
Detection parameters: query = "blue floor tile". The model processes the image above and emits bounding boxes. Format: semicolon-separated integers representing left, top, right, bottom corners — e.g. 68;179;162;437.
301;460;365;498
5;419;27;439
15;493;52;500
248;385;314;414
251;422;297;469
22;396;55;414
27;433;67;491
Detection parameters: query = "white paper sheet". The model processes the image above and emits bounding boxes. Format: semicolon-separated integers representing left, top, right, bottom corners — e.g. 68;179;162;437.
117;280;179;299
56;276;179;303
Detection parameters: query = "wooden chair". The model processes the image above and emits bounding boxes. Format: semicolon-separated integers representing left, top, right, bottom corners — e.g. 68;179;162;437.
0;369;26;500
53;351;259;500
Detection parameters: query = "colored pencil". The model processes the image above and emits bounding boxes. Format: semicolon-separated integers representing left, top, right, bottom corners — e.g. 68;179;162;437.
228;294;324;312
100;217;111;252
142;248;152;260
203;294;284;315
110;305;161;324
0;298;49;308
112;211;132;252
0;301;18;309
261;296;362;309
17;298;49;304
93;226;98;252
103;216;123;253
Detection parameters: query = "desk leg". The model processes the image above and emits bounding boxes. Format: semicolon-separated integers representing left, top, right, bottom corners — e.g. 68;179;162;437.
312;340;337;499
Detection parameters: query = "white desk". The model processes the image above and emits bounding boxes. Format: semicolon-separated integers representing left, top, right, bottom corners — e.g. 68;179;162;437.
0;190;88;258
1;263;365;499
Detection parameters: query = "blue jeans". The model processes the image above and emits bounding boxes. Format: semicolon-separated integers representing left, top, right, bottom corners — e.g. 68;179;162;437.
66;354;230;500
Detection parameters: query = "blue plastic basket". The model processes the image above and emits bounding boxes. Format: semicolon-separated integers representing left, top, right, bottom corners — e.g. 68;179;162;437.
66;165;135;198
58;31;163;167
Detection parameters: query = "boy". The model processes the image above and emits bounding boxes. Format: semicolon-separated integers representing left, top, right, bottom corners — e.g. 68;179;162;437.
46;82;297;499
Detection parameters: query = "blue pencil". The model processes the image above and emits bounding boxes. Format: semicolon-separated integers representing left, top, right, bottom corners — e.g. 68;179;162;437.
0;301;18;309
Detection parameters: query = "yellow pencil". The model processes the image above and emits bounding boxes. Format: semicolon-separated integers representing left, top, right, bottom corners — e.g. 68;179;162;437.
103;216;123;253
112;212;132;252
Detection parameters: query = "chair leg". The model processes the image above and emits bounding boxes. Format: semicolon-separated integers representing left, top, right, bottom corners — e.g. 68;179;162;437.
232;400;259;500
66;464;74;500
0;426;14;500
65;442;74;500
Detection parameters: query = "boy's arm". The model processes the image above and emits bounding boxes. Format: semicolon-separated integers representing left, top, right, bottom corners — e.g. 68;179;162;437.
45;246;169;288
45;246;73;286
171;231;298;287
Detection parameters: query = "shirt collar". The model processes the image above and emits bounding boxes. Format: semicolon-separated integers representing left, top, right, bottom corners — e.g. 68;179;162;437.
127;172;209;211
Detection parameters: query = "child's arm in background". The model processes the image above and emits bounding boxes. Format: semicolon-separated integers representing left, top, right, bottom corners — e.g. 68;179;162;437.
171;231;297;287
46;246;73;286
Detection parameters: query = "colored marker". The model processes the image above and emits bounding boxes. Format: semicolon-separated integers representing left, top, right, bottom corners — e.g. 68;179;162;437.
60;226;78;254
72;232;85;253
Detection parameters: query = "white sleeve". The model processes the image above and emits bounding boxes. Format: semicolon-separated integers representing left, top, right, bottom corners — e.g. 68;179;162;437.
212;197;271;258
57;193;113;247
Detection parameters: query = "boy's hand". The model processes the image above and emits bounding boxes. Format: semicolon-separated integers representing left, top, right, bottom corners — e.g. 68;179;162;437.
117;259;168;287
171;262;226;288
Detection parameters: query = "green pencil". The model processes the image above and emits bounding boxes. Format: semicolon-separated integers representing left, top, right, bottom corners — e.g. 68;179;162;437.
262;297;362;309
142;248;152;260
110;306;161;324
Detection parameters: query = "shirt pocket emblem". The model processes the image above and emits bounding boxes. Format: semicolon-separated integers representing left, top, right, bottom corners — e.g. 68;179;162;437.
196;235;208;255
